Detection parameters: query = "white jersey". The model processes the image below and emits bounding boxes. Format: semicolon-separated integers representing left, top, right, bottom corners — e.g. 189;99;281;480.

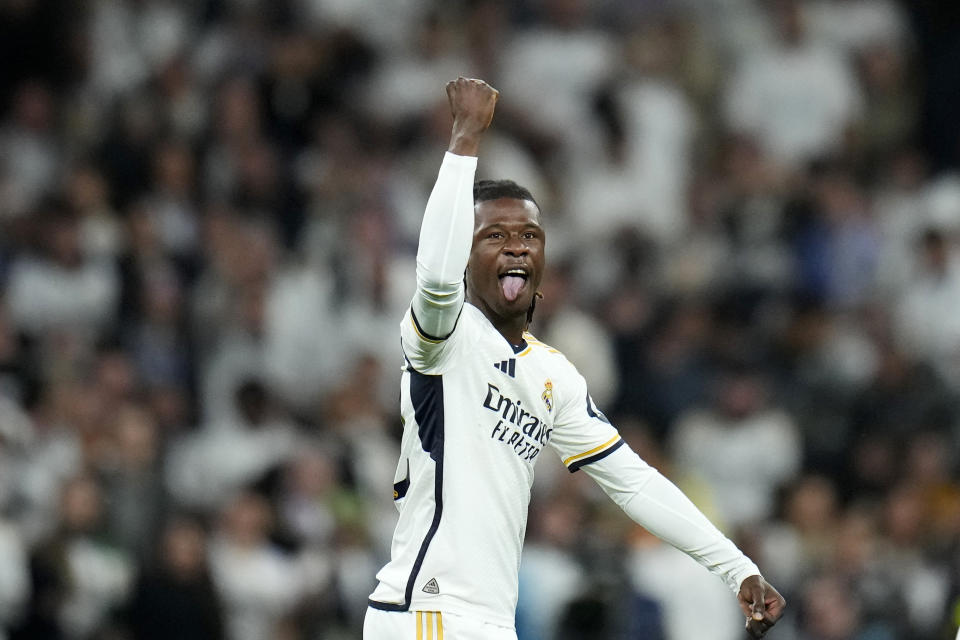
368;153;760;627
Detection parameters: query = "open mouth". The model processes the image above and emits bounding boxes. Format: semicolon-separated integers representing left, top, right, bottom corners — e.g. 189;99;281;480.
498;268;529;302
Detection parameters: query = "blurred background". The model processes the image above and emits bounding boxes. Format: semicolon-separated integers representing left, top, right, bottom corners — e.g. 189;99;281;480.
0;0;959;638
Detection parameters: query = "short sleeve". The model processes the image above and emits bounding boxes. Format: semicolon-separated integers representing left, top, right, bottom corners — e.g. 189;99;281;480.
548;368;623;472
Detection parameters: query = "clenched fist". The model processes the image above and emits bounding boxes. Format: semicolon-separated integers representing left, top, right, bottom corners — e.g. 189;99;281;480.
738;575;786;638
446;77;499;157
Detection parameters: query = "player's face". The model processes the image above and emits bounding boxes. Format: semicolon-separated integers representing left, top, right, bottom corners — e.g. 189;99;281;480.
466;197;545;323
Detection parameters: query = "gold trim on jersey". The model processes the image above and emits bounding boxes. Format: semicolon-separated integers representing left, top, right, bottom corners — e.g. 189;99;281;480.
563;435;621;467
520;332;561;355
416;611;443;639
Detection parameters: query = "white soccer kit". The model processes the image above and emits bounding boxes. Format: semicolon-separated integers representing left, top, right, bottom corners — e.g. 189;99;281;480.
367;152;760;631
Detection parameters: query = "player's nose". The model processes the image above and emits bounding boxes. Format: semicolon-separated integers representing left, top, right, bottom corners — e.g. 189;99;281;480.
502;234;528;257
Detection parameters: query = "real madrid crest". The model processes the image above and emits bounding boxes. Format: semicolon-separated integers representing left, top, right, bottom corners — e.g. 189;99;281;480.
541;379;553;412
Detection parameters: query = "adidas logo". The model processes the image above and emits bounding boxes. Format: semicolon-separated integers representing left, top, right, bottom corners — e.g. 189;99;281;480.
422;578;440;594
493;358;516;378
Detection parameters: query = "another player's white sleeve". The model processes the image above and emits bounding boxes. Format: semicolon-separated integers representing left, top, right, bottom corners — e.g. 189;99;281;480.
582;446;761;594
410;152;477;340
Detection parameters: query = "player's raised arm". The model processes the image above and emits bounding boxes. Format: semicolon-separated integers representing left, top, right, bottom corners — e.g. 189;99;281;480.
406;78;499;348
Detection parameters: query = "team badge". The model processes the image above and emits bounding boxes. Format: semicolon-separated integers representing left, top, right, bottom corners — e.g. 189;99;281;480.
542;379;553;412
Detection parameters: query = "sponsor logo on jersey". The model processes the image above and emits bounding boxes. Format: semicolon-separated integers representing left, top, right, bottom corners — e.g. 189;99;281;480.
542;379;553;412
482;383;551;462
422;578;440;594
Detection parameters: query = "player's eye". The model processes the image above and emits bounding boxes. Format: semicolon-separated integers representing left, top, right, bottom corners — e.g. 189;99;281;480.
522;231;536;240
487;231;504;239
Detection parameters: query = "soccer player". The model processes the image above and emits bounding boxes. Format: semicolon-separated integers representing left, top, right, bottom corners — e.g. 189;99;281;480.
365;78;785;639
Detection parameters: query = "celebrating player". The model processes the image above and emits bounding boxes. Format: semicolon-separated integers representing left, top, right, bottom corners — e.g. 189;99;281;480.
364;78;785;639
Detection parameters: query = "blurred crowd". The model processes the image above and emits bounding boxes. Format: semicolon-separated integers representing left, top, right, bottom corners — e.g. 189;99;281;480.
0;0;959;638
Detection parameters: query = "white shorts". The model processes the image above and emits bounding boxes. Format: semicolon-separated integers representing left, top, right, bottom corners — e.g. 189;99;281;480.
363;607;518;640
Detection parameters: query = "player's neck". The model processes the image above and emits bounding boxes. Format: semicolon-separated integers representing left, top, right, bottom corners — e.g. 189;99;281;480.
468;296;526;348
494;321;526;349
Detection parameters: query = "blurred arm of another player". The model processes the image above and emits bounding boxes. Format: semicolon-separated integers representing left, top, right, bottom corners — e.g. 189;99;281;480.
407;78;499;343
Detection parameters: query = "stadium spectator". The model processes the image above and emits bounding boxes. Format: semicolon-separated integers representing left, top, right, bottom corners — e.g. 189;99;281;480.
895;228;960;387
6;200;119;341
208;492;302;640
126;516;225;640
13;475;133;640
723;0;864;169
670;361;802;529
165;379;298;511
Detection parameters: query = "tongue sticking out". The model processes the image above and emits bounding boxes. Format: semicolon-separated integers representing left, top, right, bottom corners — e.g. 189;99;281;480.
501;275;525;302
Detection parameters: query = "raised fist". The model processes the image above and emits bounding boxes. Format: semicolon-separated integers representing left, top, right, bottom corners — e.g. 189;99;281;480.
445;77;499;154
